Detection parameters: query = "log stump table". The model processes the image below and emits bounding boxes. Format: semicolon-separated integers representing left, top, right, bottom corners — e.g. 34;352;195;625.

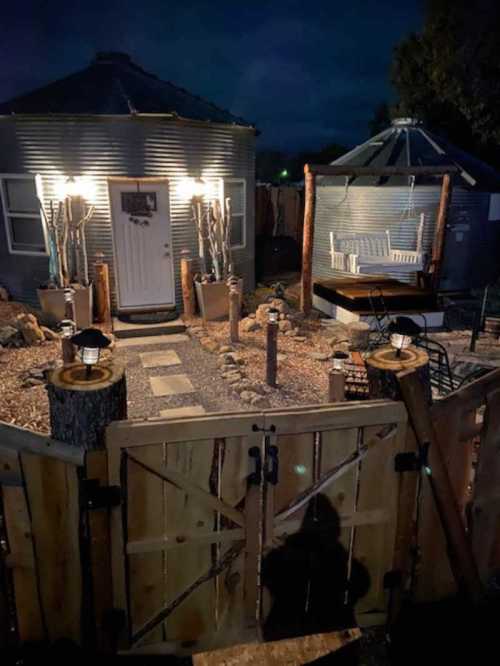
366;345;430;402
47;361;127;450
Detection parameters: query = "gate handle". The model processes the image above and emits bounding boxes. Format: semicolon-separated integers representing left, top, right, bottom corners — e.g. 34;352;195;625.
248;446;262;485
266;445;279;485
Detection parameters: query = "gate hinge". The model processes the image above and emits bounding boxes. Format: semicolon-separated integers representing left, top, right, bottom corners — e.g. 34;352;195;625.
82;479;121;510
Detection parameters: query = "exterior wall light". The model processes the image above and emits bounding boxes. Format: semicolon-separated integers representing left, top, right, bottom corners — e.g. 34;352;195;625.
71;327;111;379
55;176;96;202
177;177;208;200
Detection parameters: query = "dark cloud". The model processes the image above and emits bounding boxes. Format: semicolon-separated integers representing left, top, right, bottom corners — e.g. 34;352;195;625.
0;0;422;151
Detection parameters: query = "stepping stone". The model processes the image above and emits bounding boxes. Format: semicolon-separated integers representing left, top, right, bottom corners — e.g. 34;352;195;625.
116;334;189;348
159;405;206;418
150;374;195;396
140;350;181;368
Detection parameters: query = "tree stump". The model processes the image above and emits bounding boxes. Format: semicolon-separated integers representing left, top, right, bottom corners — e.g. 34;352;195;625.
47;361;127;450
347;321;370;351
366;345;431;402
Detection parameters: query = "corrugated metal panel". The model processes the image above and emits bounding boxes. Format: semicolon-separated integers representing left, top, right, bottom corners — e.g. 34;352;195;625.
313;183;495;290
0;116;255;309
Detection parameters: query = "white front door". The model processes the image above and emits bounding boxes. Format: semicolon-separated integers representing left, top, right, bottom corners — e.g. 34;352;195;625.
109;179;175;310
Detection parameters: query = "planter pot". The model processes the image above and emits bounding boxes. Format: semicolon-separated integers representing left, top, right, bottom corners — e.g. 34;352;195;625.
37;284;93;329
195;279;243;321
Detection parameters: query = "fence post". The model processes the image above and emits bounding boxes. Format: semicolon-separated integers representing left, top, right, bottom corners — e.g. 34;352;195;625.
181;253;196;317
94;252;111;325
46;361;127;650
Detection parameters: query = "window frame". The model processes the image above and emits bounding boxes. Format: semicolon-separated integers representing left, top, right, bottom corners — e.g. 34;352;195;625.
220;177;247;250
0;173;48;256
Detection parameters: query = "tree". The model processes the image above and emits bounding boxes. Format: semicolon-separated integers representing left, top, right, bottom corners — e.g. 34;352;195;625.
391;0;500;155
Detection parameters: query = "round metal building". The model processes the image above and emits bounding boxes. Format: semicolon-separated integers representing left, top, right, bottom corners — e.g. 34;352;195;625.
313;118;500;291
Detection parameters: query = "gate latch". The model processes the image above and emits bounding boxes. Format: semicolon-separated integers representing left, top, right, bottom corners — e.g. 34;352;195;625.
82;479;121;510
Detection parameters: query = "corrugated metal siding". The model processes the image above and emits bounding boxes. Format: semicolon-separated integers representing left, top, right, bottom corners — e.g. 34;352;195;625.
0;116;255;309
313;183;494;290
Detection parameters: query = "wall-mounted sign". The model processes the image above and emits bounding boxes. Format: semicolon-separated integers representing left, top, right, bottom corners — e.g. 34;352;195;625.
121;192;157;216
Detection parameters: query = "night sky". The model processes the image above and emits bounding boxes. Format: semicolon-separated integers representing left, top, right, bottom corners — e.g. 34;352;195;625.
0;0;422;151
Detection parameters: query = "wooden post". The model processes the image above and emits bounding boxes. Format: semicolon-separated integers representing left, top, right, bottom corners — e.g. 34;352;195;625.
266;321;278;387
47;361;127;450
229;287;240;343
300;166;316;314
430;173;453;289
397;369;483;605
94;253;111;325
366;344;430;402
328;370;345;402
181;254;196;317
62;290;76;365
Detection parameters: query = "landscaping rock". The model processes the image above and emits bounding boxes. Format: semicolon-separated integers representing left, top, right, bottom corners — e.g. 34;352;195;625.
295;336;307;342
277;353;287;362
241;317;261;332
279;313;287;320
219;345;235;354
309;352;331;361
41;326;60;342
240;390;258;404
0;325;19;346
200;337;219;353
255;303;272;326
22;377;45;388
284;330;296;337
278;319;293;333
250;394;268;408
248;313;256;319
270;298;289;315
15;313;45;346
226;374;243;385
0;286;9;301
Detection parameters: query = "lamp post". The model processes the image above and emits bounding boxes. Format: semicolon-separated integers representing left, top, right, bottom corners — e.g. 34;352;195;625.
328;351;348;402
71;328;111;380
266;307;279;387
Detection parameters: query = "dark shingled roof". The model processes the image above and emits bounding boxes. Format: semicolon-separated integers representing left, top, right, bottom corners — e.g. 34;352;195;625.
0;52;252;127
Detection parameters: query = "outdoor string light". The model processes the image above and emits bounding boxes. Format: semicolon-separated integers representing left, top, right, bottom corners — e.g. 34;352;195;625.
71;327;111;379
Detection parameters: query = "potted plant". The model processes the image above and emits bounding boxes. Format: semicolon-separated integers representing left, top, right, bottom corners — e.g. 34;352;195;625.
37;178;95;329
192;192;243;320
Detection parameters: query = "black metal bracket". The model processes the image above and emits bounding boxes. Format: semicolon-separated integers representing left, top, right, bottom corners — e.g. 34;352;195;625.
265;445;279;485
252;423;276;434
394;442;430;473
81;479;121;510
248;447;262;485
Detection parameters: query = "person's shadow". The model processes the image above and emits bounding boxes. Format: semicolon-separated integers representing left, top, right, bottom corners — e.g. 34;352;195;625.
262;493;370;664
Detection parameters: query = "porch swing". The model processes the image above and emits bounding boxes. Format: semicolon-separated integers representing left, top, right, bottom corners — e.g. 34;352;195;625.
329;175;425;277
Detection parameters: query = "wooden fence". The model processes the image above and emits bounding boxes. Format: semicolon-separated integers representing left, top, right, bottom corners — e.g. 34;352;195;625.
2;370;500;654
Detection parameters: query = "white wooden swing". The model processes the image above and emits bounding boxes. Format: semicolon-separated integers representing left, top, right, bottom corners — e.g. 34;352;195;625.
329;212;424;275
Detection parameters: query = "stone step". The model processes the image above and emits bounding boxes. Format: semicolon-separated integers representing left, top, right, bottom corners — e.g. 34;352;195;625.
113;317;186;339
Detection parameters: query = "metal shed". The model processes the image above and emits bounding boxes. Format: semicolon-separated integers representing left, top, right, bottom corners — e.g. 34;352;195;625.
313;118;500;292
0;52;256;311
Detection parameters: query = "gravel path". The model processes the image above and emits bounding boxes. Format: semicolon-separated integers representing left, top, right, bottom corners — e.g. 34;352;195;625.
115;335;250;418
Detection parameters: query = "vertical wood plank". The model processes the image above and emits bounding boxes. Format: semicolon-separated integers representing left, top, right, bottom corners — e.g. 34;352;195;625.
300;167;316;314
127;444;166;645
85;450;113;651
21;453;82;643
472;389;500;582
354;424;402;614
2;485;45;643
164;438;216;644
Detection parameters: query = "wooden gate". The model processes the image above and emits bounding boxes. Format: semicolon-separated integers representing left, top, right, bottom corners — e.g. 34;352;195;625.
106;400;407;653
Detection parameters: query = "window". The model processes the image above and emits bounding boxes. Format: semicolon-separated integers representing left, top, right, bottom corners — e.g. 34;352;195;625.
1;174;47;255
222;179;246;248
